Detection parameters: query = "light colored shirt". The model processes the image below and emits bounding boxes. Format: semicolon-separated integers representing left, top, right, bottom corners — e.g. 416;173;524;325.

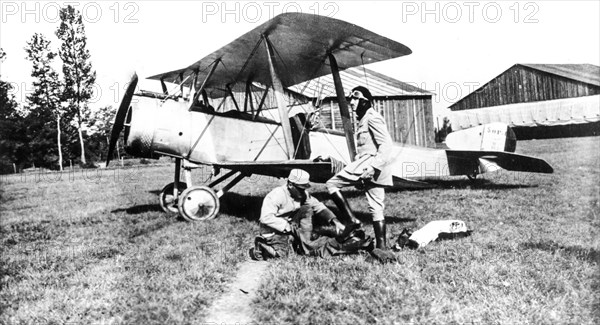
356;108;394;170
260;185;327;233
339;108;394;186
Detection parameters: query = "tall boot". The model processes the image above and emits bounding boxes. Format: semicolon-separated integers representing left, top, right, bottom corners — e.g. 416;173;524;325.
373;220;387;249
330;191;362;241
330;191;361;226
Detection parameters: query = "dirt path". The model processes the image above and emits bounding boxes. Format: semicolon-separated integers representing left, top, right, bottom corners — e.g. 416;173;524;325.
203;260;269;324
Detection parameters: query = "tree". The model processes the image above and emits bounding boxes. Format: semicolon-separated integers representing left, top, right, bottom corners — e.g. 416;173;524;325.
24;33;66;170
435;117;453;143
0;48;16;119
0;48;14;118
0;49;28;172
85;105;118;162
55;5;96;165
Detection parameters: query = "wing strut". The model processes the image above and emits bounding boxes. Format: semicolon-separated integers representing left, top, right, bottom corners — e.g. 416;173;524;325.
192;58;220;107
226;84;241;111
253;87;269;120
328;53;357;161
263;34;295;159
245;78;254;113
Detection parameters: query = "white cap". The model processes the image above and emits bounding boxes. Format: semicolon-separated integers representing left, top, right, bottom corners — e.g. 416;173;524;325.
287;169;311;188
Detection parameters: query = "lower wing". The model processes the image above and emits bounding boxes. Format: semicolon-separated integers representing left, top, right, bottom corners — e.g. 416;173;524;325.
212;160;336;183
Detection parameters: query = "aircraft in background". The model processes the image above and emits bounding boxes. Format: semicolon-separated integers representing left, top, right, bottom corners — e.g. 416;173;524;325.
107;13;553;221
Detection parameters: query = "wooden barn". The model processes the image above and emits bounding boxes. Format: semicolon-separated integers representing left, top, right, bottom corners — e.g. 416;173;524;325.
449;64;600;139
291;67;435;147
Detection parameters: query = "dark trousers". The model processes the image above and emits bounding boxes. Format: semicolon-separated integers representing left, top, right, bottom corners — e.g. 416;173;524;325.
261;205;370;258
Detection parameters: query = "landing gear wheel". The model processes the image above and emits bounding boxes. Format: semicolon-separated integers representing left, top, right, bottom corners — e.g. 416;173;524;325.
159;182;188;215
467;174;477;181
178;186;220;221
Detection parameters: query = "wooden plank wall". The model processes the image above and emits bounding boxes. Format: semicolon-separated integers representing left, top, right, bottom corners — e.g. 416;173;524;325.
452;66;600;111
319;97;435;147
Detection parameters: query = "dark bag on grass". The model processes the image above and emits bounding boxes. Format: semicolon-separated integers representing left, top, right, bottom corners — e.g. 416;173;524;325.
249;234;291;261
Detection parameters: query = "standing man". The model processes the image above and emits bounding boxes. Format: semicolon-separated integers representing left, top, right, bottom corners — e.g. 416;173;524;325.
326;86;394;249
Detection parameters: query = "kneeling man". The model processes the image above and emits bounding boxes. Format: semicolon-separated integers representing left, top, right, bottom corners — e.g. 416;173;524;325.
252;169;371;259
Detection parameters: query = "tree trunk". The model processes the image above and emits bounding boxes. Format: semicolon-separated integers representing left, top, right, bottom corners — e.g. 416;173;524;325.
76;102;86;164
57;115;63;171
78;122;86;164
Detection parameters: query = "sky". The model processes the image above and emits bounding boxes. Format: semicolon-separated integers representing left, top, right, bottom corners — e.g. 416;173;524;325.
1;0;599;119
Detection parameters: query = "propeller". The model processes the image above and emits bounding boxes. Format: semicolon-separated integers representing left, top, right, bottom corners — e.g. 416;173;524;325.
106;73;138;167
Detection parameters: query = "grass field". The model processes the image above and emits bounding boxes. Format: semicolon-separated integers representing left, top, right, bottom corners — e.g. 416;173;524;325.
1;136;598;324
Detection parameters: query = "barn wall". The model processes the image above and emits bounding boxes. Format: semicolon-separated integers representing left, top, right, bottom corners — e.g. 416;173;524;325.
451;65;600;111
319;96;435;147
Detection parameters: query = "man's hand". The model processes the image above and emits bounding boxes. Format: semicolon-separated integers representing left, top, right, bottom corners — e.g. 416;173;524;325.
360;166;375;180
282;222;295;235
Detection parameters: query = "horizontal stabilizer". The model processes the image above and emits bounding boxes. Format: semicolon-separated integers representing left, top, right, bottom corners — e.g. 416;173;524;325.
446;150;554;174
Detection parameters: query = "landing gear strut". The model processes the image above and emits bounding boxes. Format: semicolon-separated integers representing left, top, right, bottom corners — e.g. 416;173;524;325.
158;158;247;221
467;173;478;181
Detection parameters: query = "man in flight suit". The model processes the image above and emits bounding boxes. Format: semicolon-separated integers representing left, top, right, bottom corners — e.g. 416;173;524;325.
326;86;395;250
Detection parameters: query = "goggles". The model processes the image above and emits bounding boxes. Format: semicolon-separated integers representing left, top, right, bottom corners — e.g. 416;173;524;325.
348;90;367;101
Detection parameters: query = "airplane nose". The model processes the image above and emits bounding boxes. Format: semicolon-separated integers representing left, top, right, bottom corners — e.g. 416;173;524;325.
106;73;138;167
123;102;157;159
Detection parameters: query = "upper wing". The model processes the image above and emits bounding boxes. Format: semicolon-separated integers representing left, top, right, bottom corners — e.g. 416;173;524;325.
148;13;411;98
212;160;335;183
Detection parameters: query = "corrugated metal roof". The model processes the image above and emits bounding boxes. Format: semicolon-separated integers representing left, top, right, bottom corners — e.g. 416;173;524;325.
520;64;600;86
289;67;431;98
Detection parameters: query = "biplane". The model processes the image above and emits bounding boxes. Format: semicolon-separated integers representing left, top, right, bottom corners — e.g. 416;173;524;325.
106;13;553;221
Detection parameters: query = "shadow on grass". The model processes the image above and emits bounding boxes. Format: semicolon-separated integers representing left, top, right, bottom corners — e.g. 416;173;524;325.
386;178;538;192
219;192;262;222
385;216;417;223
311;190;364;201
148;189;161;195
520;241;600;264
111;204;164;215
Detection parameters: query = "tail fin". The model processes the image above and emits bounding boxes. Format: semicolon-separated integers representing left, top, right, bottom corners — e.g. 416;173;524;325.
445;122;516;152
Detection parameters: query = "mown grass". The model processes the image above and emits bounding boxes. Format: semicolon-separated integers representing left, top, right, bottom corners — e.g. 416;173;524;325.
253;136;600;324
0;164;271;324
1;136;598;324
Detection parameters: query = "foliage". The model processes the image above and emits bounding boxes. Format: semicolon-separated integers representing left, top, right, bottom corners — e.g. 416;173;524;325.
435;117;453;143
0;49;29;172
84;105;118;162
55;4;97;165
24;33;66;170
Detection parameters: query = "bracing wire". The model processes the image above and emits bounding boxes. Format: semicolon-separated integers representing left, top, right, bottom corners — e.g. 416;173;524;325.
360;52;370;89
